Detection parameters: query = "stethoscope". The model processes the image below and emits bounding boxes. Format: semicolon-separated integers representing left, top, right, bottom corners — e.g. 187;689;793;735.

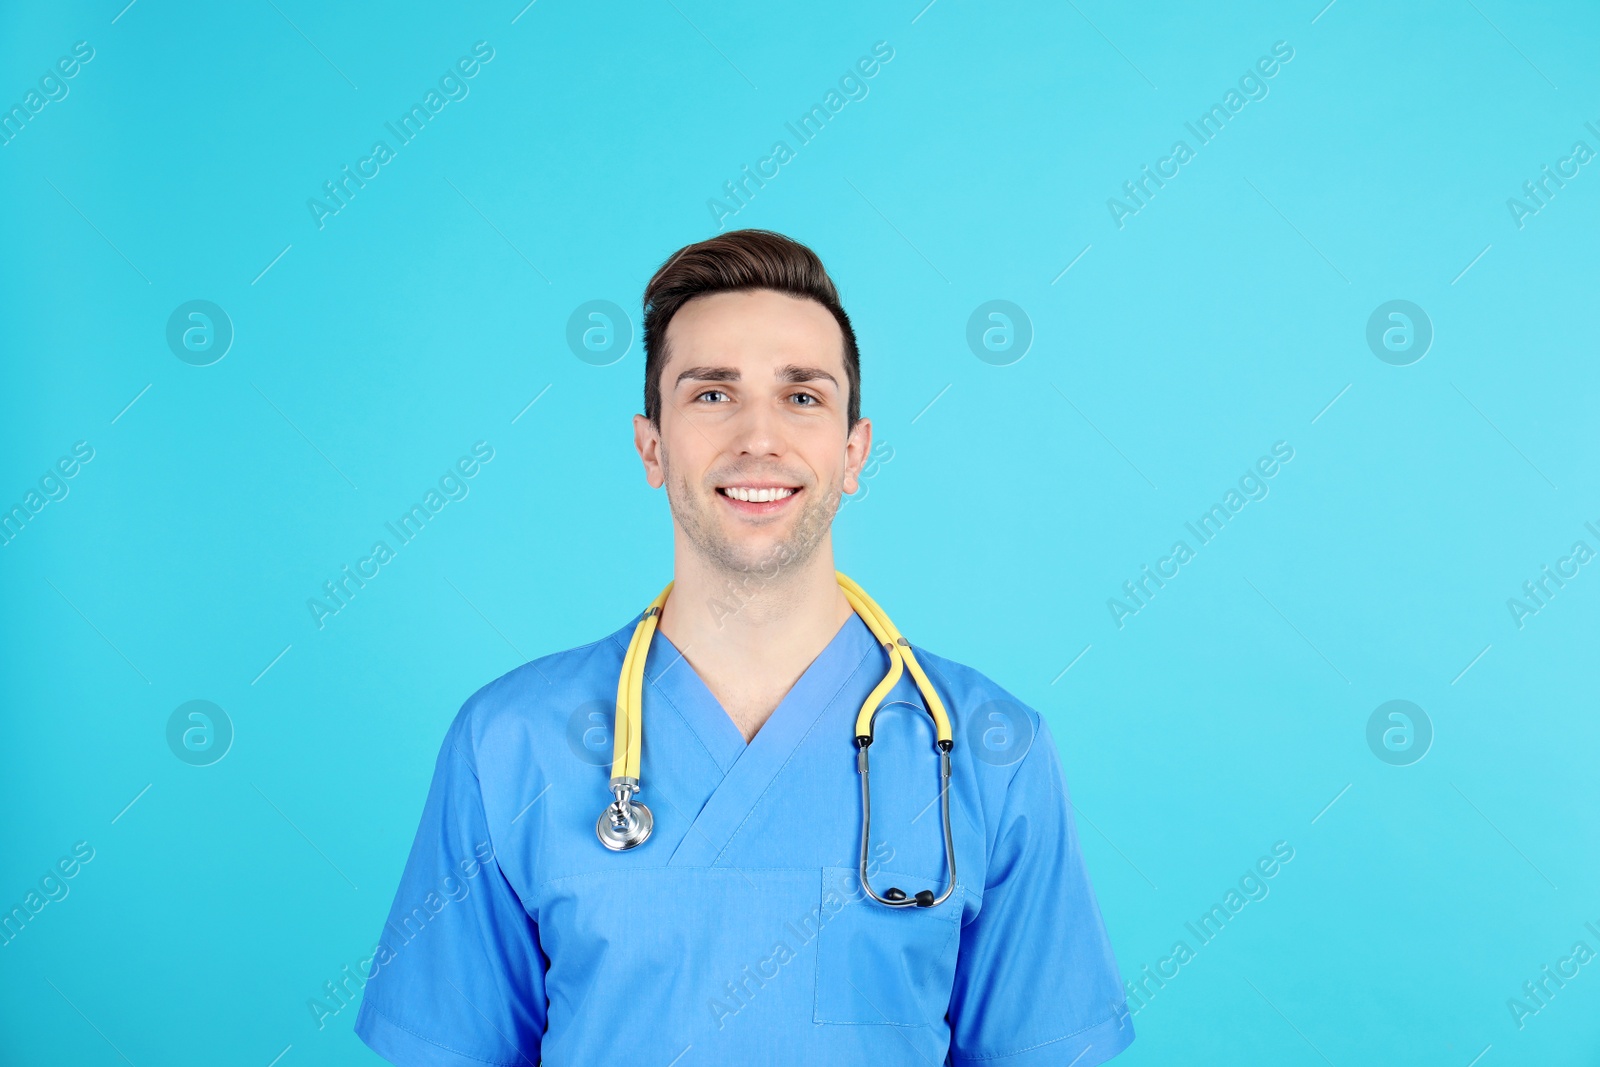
597;571;958;909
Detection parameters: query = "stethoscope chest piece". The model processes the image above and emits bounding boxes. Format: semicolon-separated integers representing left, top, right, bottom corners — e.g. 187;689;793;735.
596;779;653;851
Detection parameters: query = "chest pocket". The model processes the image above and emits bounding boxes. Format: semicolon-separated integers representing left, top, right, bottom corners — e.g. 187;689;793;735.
813;865;965;1026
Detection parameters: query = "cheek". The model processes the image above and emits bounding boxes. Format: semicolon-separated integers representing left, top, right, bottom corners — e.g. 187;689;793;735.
659;423;711;477
795;439;846;488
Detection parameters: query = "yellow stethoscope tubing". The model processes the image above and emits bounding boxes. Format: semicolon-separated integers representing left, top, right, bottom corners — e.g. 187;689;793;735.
610;581;672;783
837;573;956;908
836;572;952;745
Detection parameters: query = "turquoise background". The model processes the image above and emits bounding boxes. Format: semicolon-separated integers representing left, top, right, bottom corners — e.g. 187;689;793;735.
3;0;1597;1063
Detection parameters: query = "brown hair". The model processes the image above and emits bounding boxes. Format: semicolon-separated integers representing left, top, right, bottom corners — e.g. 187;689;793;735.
641;230;861;429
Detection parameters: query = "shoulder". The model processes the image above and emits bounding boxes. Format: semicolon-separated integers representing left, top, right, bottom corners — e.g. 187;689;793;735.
443;623;633;770
910;644;1045;743
910;643;1064;814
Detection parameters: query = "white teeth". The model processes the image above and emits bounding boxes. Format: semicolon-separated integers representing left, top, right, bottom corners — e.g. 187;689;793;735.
724;486;795;502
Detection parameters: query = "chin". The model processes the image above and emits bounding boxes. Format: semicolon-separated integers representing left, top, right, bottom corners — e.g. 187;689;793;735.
722;532;787;565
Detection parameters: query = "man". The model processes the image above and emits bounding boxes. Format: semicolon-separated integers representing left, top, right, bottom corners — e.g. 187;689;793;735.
355;230;1134;1065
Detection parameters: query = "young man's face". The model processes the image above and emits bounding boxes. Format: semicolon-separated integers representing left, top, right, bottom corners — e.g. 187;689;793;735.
634;288;872;578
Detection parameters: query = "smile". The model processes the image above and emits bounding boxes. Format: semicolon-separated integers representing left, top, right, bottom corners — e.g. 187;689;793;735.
715;484;801;513
718;485;796;502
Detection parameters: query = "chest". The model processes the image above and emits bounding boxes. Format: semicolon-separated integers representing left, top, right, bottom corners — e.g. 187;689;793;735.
717;693;782;743
699;675;793;743
515;700;976;1061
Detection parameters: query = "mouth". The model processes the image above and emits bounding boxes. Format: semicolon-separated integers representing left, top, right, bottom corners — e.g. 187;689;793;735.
715;483;803;516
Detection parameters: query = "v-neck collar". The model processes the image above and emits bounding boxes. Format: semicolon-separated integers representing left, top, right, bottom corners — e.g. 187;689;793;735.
632;609;880;866
644;609;875;771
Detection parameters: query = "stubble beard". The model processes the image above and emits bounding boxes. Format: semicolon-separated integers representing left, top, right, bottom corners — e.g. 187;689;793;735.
661;446;841;591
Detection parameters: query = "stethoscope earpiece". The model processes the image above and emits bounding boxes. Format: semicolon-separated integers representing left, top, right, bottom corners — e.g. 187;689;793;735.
880;888;938;907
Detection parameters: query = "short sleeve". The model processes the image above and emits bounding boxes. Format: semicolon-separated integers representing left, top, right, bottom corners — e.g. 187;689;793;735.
354;722;548;1066
947;715;1134;1066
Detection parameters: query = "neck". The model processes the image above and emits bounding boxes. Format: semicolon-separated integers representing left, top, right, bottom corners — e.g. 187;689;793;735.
659;538;852;661
655;537;854;741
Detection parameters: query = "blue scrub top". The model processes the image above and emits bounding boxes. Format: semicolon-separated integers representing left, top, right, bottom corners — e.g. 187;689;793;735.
355;608;1134;1066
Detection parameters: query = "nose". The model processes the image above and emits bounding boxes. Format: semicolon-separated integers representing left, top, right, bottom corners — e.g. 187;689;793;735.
727;394;784;460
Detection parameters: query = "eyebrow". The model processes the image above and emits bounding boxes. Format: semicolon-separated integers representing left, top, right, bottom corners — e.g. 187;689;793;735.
675;364;840;390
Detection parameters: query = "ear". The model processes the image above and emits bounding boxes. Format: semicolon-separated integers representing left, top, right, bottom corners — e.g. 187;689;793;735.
841;417;873;495
633;413;665;489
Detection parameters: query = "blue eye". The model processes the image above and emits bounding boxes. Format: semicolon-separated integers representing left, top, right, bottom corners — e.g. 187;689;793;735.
696;389;728;403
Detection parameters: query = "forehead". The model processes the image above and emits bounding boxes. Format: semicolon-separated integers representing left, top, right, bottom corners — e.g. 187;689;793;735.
663;289;845;377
